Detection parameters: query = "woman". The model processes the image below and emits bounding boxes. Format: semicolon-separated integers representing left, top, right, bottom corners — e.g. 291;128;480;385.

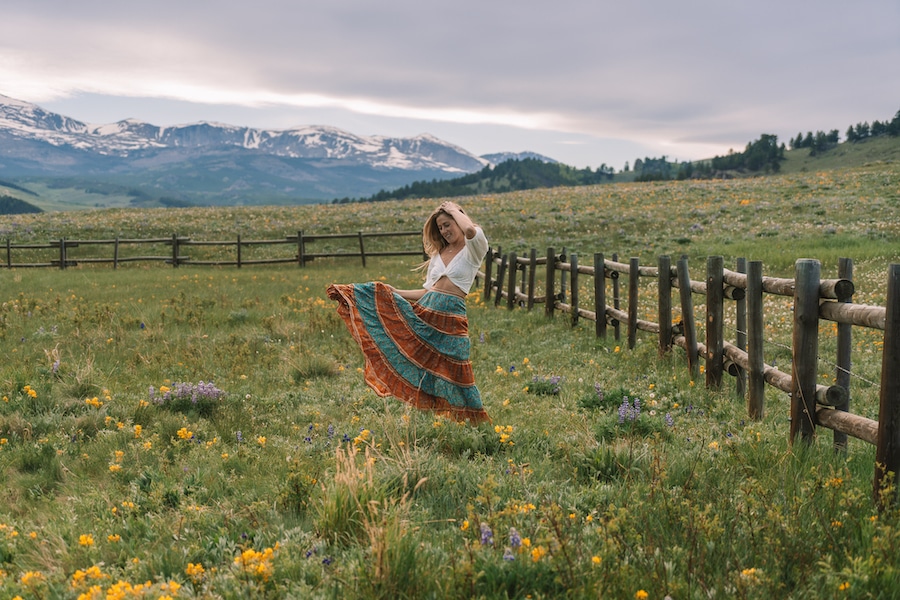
326;201;490;424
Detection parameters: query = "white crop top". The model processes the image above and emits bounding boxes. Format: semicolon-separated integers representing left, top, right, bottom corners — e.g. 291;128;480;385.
423;227;489;294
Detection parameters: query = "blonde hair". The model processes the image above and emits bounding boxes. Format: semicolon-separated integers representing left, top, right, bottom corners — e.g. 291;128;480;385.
421;206;451;259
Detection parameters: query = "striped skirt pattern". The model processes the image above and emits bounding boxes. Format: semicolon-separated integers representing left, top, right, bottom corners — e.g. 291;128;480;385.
327;282;489;424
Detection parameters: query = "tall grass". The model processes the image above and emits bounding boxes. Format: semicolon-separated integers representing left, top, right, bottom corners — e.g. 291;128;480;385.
1;163;900;598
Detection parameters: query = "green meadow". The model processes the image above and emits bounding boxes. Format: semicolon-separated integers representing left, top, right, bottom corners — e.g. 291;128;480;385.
1;162;900;599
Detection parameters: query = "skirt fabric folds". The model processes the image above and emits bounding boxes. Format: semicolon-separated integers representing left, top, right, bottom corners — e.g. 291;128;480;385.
327;281;489;424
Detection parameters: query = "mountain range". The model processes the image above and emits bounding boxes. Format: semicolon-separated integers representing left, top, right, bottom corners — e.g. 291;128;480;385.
0;94;552;206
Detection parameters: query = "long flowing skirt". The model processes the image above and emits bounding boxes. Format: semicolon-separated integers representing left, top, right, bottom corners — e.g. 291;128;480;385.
326;282;489;424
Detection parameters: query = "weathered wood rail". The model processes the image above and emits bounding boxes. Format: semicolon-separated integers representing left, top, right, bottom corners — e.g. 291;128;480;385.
2;231;424;269
483;246;899;506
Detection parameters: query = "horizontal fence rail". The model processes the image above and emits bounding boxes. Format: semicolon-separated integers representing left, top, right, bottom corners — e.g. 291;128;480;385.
2;231;424;269
481;246;900;507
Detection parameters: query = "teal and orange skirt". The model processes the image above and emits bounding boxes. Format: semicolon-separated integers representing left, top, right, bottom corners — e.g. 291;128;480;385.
327;282;489;424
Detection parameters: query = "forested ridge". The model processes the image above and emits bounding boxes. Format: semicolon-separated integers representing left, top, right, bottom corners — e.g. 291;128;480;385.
343;107;900;202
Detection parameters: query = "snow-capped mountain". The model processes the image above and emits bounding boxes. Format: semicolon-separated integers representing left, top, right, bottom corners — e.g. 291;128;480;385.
0;94;488;171
0;94;491;204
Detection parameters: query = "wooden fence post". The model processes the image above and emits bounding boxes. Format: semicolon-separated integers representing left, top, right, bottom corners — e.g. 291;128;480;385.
677;256;699;379
297;230;305;267
835;257;853;451
237;233;242;268
658;255;672;356
706;256;724;389
612;252;621;341
559;247;568;305
570;253;579;326
791;258;821;444
735;258;747;398
545;248;556;318
358;232;366;268
628;257;639;350
6;238;10;268
172;233;179;268
59;238;66;270
874;264;900;506
484;247;495;300
527;248;537;311
113;236;120;269
747;260;765;420
507;252;518;310
595;253;607;338
495;253;508;307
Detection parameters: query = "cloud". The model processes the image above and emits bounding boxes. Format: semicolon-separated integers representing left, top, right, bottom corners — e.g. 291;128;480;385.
2;0;899;166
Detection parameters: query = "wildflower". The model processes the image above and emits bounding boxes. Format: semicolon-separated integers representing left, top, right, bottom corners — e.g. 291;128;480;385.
108;464;121;473
107;534;121;543
20;570;44;586
592;555;602;565
530;545;547;562
79;534;95;547
502;548;515;561
618;397;641;424
709;441;720;451
509;527;521;549
635;591;649;600
665;413;674;427
839;581;850;591
143;441;152;450
176;428;193;440
133;425;142;438
354;429;371;445
479;522;494;546
186;562;206;582
460;520;470;531
257;436;267;446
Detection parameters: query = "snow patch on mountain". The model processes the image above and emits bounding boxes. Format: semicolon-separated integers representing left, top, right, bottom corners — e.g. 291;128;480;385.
0;93;489;172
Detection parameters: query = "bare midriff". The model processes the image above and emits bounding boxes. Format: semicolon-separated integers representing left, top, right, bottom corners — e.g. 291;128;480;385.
429;275;467;298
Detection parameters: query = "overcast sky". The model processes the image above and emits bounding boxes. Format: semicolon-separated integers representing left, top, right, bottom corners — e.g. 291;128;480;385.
3;0;899;169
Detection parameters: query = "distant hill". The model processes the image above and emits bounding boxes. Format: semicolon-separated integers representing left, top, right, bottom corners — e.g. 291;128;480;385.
347;157;615;203
0;93;492;206
0;194;42;215
481;151;558;165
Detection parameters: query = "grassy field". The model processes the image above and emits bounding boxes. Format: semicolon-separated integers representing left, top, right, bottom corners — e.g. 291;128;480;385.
1;162;900;598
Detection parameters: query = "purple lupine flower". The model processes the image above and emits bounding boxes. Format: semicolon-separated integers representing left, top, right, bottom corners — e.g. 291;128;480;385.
618;400;629;424
509;527;521;549
503;548;515;561
480;522;494;546
665;413;674;427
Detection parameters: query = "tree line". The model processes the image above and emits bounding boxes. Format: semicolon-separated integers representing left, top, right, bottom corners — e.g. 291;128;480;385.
334;106;900;202
336;158;616;203
789;107;900;153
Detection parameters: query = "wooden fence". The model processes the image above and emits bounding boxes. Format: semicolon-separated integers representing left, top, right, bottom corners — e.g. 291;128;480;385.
483;246;900;506
2;231;424;269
